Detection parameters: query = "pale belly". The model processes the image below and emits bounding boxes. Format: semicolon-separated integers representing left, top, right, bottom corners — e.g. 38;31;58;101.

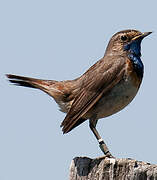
91;77;141;119
56;74;141;119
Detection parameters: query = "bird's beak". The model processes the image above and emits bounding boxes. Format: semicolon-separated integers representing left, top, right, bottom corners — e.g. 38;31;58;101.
132;32;152;41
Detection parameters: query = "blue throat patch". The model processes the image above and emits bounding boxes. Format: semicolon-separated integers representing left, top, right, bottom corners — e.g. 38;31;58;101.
124;40;144;79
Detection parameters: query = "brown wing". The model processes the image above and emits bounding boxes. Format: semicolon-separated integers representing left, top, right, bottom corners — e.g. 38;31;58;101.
61;56;125;133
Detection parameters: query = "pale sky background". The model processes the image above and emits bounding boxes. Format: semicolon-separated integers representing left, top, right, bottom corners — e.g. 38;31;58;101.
1;0;157;179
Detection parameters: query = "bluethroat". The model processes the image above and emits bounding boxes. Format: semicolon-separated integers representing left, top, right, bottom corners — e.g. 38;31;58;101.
6;29;152;157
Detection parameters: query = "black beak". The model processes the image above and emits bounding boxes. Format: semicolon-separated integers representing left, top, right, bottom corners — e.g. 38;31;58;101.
132;32;152;41
141;32;152;38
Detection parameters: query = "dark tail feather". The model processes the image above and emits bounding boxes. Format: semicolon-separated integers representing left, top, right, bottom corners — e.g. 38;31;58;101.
6;74;36;81
8;79;36;88
6;74;62;100
6;74;40;89
6;74;54;93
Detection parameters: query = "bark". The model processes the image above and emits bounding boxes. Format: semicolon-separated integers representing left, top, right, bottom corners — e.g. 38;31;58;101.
69;156;157;180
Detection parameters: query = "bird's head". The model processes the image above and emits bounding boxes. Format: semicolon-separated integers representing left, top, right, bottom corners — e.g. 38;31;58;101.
105;29;152;57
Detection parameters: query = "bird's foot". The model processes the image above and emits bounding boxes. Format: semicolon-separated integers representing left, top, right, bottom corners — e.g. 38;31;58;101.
99;141;114;158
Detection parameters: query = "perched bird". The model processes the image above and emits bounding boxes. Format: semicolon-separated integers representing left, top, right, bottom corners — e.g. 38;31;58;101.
6;29;151;157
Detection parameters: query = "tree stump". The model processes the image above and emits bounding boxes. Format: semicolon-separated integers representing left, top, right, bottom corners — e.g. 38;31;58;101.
69;156;157;180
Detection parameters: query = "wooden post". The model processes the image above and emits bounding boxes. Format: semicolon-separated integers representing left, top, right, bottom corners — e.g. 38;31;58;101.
69;156;157;180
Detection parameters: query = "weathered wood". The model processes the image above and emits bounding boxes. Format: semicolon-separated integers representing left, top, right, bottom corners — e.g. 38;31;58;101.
69;156;157;180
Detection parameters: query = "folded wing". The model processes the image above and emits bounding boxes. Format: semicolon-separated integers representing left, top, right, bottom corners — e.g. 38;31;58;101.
61;57;125;133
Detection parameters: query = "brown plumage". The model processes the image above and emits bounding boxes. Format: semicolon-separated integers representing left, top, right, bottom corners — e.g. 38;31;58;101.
6;29;152;156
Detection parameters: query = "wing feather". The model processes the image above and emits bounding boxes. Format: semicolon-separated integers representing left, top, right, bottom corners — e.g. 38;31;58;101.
61;56;125;133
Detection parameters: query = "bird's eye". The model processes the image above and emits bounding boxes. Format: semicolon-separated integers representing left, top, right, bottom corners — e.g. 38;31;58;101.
121;35;127;41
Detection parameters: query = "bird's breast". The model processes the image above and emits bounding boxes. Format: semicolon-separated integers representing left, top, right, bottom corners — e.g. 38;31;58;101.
92;59;142;119
125;58;142;87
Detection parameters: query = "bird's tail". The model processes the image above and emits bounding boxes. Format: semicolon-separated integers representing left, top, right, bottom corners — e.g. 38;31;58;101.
6;74;57;96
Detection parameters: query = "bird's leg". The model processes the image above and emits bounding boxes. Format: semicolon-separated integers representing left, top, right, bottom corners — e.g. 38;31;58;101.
89;119;112;157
